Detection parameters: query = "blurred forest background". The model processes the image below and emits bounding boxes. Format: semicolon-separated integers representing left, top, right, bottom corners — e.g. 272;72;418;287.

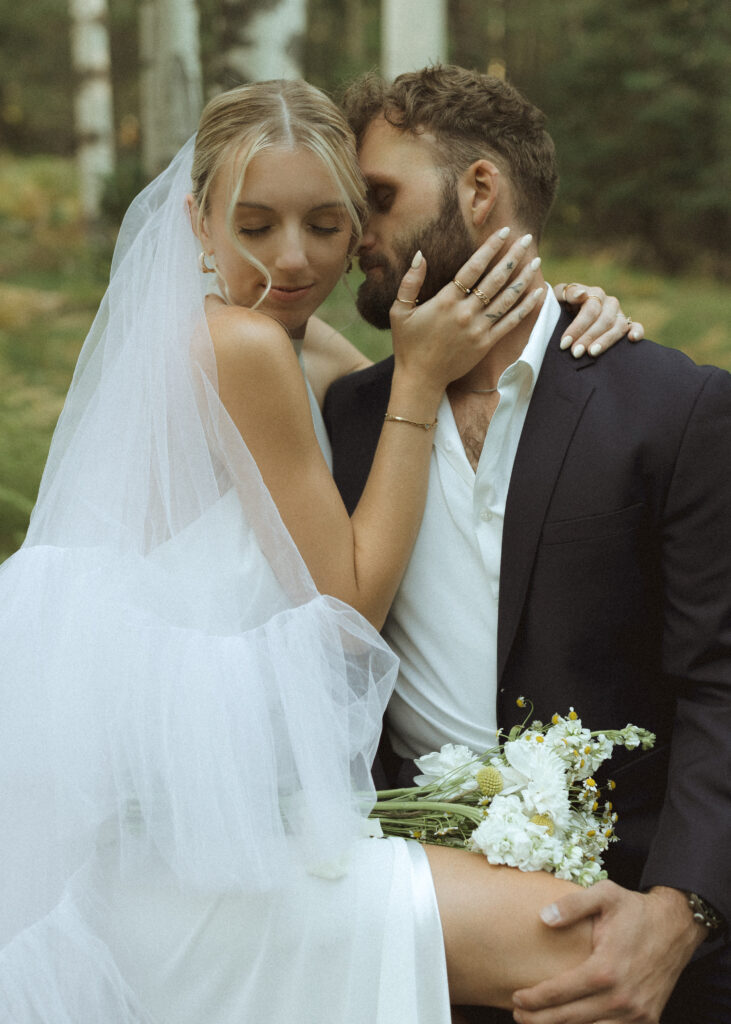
1;0;729;558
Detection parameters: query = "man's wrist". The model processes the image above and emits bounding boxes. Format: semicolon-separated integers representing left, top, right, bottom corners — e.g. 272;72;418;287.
648;886;720;949
684;891;725;940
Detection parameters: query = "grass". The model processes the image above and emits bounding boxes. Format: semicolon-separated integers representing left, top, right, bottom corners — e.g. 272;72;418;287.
1;153;729;561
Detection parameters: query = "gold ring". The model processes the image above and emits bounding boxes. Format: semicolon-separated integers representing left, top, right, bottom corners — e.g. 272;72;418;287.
471;287;490;307
395;297;418;306
452;278;471;295
561;282;581;303
625;315;633;328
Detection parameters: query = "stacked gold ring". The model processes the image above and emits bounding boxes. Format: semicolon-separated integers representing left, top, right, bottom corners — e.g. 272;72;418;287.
452;278;471;295
471;287;490;307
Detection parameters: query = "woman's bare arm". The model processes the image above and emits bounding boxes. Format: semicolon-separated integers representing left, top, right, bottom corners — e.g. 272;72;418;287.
212;231;543;627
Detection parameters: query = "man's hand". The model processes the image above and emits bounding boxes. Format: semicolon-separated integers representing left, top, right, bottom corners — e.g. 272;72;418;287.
511;882;707;1024
554;282;644;358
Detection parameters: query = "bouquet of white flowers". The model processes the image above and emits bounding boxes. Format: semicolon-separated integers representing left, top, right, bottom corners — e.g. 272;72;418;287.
371;702;655;886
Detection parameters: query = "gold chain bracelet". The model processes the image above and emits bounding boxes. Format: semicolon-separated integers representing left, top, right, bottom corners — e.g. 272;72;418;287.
384;412;438;431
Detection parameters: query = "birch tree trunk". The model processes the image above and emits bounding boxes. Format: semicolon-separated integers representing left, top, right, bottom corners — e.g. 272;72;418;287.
381;0;447;80
140;0;203;177
218;0;307;87
69;0;115;220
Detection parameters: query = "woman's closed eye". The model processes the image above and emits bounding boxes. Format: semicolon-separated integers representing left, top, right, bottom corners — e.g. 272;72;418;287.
237;222;344;237
308;222;344;235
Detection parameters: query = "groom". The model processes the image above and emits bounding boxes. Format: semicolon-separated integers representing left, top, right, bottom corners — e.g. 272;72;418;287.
324;66;731;1023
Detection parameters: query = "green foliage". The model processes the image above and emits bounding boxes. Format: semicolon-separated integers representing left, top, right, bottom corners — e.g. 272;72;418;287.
544;0;730;276
100;154;149;226
0;0;74;153
304;0;381;95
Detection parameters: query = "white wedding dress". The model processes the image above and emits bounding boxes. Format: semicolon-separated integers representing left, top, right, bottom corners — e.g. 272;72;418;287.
0;140;452;1022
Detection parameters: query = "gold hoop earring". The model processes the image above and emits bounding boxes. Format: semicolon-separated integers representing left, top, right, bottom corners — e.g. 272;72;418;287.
199;251;217;274
344;256;353;275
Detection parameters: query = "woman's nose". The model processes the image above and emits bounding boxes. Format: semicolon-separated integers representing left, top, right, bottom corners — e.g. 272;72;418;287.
275;230;308;271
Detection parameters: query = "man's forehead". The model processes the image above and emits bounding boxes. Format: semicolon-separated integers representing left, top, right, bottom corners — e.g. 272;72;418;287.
358;115;440;180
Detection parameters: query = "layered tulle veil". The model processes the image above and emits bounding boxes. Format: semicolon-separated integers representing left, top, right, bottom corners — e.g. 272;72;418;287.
0;138;398;1016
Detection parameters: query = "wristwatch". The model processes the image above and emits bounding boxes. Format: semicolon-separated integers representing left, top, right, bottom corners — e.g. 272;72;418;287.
686;892;725;937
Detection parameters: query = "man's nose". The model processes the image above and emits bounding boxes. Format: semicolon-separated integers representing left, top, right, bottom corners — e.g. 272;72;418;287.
358;218;376;251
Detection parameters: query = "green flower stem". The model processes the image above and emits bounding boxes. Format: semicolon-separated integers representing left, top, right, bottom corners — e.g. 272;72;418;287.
371;800;484;826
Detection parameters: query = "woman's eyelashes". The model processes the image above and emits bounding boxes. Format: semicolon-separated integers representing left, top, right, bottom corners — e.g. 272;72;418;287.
237;222;344;237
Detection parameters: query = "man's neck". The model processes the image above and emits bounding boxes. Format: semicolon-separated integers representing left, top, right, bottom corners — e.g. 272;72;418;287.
453;281;545;391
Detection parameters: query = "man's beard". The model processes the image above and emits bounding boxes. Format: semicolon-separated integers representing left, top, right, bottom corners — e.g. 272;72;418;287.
356;178;476;330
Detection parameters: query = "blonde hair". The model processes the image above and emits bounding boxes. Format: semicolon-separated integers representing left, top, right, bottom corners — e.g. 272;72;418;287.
191;80;366;305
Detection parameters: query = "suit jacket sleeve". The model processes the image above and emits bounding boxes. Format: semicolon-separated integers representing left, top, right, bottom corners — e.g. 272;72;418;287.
640;366;731;923
323;358;394;515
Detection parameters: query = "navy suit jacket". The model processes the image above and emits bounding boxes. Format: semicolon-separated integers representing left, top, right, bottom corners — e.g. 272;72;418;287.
323;313;731;924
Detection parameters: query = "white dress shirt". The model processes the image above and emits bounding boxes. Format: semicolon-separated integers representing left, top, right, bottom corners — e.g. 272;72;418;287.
383;289;561;758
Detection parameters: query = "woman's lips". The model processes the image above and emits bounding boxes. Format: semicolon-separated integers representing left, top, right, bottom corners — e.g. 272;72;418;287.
268;284;314;303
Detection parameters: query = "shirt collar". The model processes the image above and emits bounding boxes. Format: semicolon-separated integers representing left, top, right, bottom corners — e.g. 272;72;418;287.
502;284;561;388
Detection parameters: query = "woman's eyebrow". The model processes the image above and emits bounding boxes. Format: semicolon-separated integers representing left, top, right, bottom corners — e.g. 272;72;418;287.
235;201;346;212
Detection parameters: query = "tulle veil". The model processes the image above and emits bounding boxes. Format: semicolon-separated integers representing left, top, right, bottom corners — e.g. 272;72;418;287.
0;137;397;1014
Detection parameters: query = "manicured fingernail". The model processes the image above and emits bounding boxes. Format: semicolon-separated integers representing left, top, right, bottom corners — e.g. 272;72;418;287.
589;342;602;356
498;226;510;239
560;335;573;350
540;903;561;925
530;257;541;270
629;329;640;341
520;233;533;248
572;344;586;359
532;287;544;300
411;250;423;268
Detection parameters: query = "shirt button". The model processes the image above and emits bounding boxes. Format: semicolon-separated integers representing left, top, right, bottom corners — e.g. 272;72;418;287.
480;508;493;523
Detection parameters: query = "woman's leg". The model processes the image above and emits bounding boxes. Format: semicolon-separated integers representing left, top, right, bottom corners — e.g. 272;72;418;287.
425;845;592;1009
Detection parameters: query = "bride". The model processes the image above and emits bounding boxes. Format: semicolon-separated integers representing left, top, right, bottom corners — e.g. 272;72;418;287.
0;79;632;1022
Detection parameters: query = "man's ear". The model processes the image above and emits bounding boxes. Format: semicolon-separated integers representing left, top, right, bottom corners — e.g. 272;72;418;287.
461;160;500;229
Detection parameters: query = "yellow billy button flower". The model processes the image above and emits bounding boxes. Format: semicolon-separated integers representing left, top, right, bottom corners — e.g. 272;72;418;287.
476;765;504;797
530;813;554;835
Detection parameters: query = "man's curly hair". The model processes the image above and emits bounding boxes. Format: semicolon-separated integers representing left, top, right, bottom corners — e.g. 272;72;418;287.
340;65;558;238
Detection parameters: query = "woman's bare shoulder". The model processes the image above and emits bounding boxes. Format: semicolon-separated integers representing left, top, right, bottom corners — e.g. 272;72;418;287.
205;300;298;381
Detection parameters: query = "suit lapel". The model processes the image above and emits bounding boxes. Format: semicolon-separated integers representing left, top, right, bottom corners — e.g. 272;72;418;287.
497;315;596;681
